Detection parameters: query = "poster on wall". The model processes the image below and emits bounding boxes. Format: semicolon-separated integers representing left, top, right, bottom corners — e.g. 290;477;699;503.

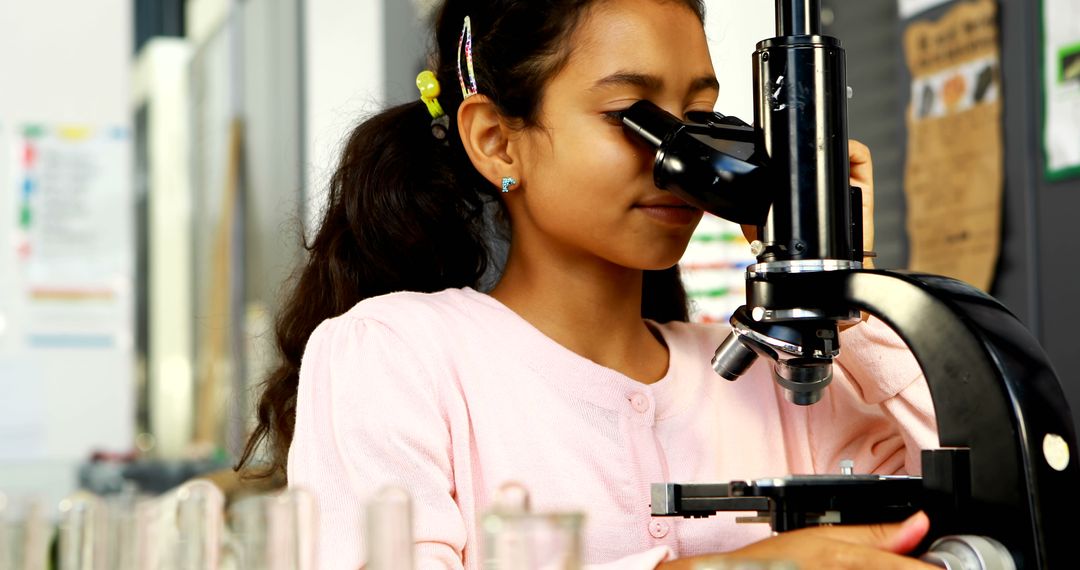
0;123;10;354
12;124;133;350
1;123;133;461
1042;0;1080;180
898;0;952;19
902;0;1002;291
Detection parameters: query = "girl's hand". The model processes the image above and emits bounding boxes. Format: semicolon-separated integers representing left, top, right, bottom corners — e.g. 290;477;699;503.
657;512;937;570
849;139;875;268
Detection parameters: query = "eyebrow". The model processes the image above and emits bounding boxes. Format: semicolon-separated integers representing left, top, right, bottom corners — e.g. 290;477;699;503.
589;72;720;95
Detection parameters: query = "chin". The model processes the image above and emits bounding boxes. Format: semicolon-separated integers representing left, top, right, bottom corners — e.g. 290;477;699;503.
630;249;688;272
607;233;694;271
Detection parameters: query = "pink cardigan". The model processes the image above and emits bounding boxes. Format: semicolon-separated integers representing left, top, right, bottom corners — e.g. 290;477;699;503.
288;287;938;569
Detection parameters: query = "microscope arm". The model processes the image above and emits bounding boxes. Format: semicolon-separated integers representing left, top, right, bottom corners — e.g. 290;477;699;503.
749;268;1080;568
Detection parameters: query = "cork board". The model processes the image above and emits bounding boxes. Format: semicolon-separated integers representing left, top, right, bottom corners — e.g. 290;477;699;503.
902;0;1003;290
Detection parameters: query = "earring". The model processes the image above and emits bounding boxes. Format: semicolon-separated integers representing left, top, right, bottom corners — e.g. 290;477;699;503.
501;177;518;193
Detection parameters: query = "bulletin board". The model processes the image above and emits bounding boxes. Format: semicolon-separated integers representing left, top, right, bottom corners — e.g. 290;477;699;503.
901;0;1003;291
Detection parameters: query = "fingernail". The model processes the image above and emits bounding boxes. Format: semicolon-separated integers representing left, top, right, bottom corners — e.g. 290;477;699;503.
901;511;928;531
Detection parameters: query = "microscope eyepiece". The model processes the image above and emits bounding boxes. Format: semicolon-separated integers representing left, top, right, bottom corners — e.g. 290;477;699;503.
620;101;681;149
619;101;773;226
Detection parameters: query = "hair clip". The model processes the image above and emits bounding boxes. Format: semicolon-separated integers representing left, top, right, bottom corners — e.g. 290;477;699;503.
457;16;479;98
416;70;451;141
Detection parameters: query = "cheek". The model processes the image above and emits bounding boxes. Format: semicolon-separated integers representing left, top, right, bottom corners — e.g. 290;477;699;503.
545;128;653;195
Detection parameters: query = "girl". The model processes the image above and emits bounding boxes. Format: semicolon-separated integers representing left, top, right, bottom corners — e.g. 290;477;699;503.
240;0;939;568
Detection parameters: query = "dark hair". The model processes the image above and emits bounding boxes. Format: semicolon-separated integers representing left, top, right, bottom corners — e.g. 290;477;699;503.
238;0;706;478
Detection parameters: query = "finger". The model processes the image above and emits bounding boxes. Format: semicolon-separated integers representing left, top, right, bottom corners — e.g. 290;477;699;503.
881;511;931;554
800;512;930;554
848;139;872;166
848;139;874;188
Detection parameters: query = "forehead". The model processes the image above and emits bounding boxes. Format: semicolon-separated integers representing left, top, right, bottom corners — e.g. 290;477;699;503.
561;0;713;84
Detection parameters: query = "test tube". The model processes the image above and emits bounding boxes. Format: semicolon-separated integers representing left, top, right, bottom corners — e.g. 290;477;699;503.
481;482;584;570
0;493;49;570
108;494;161;570
492;482;531;514
173;480;224;570
20;497;50;570
1;492;12;570
365;485;415;570
278;488;318;570
1;493;11;570
228;495;270;570
57;491;108;570
229;488;318;570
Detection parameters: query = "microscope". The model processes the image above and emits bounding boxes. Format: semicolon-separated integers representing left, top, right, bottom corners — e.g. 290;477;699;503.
620;1;1080;567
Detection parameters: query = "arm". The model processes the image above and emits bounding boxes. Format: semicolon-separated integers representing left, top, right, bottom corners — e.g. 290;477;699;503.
288;316;466;570
809;316;939;475
808;140;938;475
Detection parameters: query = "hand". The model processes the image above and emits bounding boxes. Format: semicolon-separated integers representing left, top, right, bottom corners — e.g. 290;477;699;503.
849;139;875;269
657;512;938;570
739;139;876;268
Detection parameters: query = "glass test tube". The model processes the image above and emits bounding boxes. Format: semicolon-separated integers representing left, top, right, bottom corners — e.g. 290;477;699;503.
57;491;108;570
481;482;584;570
229;488;317;570
365;485;415;570
107;492;161;570
173;480;224;570
0;493;50;570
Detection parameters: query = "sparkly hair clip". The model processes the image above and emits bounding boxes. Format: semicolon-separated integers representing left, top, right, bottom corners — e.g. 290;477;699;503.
457;16;479;98
416;70;450;141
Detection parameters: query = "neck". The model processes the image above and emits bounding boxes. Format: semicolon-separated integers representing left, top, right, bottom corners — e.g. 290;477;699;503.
489;238;669;383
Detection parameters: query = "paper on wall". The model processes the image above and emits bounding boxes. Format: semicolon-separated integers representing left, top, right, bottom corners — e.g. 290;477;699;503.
1042;0;1080;179
902;0;1003;291
899;0;953;19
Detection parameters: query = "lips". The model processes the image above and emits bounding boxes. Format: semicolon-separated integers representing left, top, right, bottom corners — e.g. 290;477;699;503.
634;195;695;209
633;200;701;225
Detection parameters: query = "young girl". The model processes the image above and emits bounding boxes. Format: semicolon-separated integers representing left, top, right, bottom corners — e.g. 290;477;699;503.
240;0;940;568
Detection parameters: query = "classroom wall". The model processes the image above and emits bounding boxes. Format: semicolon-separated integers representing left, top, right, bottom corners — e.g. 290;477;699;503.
0;0;135;507
995;0;1080;435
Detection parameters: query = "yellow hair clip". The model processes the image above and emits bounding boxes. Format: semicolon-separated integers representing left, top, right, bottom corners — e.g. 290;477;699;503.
417;70;450;141
417;70;446;120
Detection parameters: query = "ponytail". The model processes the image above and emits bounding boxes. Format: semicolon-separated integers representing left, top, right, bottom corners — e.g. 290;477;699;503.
237;101;498;477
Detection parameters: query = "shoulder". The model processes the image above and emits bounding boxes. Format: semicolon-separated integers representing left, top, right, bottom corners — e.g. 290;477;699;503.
301;288;494;387
303;287;497;359
328;287;488;333
346;287;478;316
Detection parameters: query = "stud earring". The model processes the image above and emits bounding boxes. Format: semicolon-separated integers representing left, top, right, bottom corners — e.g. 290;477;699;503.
501;177;518;193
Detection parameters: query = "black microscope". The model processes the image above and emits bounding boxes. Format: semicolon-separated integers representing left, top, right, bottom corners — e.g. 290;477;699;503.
620;0;1080;567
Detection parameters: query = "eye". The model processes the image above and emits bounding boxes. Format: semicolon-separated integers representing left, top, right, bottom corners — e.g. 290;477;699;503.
602;110;626;125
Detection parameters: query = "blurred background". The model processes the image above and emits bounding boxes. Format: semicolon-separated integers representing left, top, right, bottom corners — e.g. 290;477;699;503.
0;0;1078;522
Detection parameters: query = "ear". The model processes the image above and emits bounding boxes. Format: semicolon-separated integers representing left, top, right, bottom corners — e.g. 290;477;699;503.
457;94;520;188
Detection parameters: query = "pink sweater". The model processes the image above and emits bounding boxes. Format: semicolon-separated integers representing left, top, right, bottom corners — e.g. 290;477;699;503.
288;287;938;569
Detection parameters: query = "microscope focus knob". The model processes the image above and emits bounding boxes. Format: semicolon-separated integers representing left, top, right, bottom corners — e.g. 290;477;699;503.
919;535;1016;570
